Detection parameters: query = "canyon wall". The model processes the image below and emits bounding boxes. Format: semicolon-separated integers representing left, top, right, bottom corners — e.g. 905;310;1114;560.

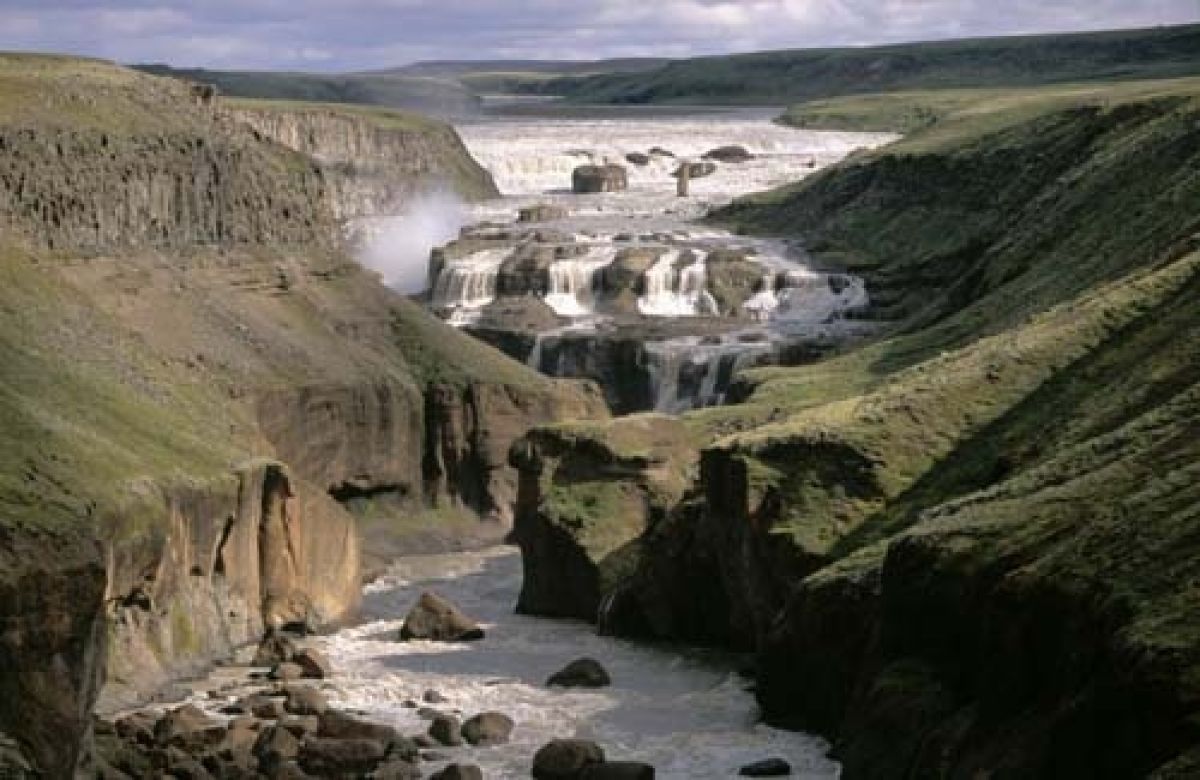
229;100;498;218
0;53;601;775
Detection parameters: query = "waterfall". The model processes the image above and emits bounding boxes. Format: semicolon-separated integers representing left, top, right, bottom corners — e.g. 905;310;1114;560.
772;270;869;323
638;250;718;317
430;247;510;322
645;334;776;413
543;246;619;317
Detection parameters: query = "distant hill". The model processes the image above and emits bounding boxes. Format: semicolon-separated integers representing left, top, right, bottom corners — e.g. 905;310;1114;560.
132;63;484;117
383;58;671;96
390;58;670;78
522;23;1200;104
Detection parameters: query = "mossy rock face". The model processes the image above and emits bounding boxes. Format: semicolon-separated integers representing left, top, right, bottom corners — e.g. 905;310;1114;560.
704;249;764;316
511;415;695;621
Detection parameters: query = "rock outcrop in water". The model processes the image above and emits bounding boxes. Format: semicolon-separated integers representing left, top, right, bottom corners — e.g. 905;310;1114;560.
511;415;694;620
513;88;1200;775
572;164;629;193
0;53;603;775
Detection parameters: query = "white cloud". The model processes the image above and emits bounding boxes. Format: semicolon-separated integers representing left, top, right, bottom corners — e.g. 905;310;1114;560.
0;0;1194;69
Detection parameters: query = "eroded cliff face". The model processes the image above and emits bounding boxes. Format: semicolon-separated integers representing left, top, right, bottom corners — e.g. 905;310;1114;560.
0;54;599;776
101;462;360;710
228;101;498;219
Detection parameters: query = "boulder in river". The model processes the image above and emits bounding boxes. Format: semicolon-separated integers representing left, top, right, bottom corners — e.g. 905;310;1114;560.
532;738;606;779
648;146;675;157
546;658;612;688
573;164;628;193
461;711;514;746
431;764;484;780
399;591;485;642
582;762;657;779
739;757;792;776
625;152;651;166
428;714;463;747
702;145;755;163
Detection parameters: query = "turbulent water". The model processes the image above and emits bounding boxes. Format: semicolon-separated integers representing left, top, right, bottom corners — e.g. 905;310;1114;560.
318;548;840;778
416;115;890;410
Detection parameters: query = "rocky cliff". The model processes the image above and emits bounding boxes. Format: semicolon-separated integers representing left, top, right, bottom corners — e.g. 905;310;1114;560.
0;53;602;776
228;99;497;218
511;80;1200;776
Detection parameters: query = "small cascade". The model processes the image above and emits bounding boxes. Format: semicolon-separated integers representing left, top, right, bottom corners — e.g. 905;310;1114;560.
543;246;618;317
637;250;719;317
430;247;510;322
772;270;869;323
644;333;775;413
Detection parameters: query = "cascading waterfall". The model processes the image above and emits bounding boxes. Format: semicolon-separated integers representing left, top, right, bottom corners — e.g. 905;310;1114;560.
637;250;720;317
543;246;619;317
430;246;510;320
645;333;775;413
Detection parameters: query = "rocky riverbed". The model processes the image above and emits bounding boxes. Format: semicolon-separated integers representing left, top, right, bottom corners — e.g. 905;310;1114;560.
98;548;840;778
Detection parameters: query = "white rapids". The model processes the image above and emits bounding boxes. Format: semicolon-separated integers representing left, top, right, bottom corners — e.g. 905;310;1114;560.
315;548;841;779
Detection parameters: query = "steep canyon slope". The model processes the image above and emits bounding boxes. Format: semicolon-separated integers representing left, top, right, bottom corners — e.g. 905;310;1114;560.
511;78;1200;777
0;53;603;776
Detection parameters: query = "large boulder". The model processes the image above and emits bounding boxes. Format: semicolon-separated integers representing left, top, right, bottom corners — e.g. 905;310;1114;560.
573;164;628;193
460;711;514;746
399;591;485;642
153;705;224;751
625;153;651;166
702;145;754;163
532;739;606;779
431;764;484;780
546;658;612;688
428;714;463;747
298;737;386;776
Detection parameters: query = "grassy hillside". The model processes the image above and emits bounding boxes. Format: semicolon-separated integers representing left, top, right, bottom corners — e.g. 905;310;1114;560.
777;76;1200;135
133;63;483;116
530;23;1200;104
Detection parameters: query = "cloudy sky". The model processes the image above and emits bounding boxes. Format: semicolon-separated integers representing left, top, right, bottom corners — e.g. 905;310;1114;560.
1;1;1196;71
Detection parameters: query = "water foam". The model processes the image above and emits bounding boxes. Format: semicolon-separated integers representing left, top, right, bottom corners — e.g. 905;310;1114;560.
317;548;840;779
